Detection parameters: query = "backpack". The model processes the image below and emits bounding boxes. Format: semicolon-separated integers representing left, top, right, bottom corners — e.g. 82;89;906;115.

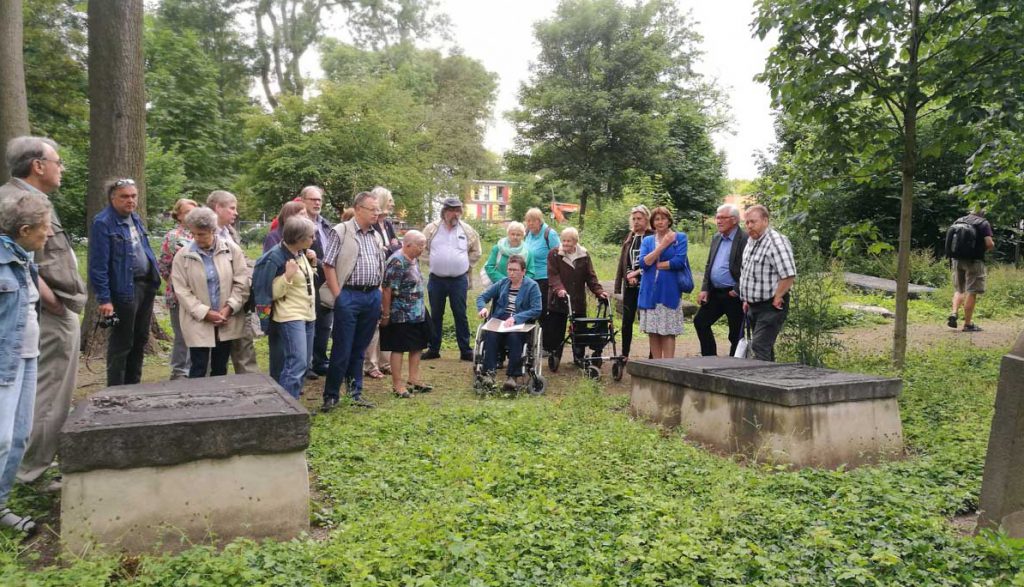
945;215;986;260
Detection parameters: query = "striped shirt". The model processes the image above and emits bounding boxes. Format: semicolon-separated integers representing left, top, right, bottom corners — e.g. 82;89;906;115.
323;224;385;287
739;228;797;303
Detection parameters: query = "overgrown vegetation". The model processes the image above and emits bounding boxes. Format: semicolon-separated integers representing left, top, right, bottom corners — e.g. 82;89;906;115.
3;343;1024;584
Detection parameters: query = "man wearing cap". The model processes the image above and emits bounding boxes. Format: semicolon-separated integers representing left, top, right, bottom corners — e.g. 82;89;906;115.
420;197;482;361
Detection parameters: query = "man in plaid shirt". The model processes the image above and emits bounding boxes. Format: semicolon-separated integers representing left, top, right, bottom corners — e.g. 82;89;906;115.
738;205;796;361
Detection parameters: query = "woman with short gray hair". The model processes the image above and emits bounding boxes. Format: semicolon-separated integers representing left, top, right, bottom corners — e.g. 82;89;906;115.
171;207;251;377
263;216;318;398
0;191;55;535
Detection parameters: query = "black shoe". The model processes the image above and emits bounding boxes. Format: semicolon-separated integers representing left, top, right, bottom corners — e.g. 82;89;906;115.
421;350;441;360
947;314;957;329
321;397;339;412
352;397;376;408
408;382;433;393
460;351;474;362
306;371;320;380
963;323;982;332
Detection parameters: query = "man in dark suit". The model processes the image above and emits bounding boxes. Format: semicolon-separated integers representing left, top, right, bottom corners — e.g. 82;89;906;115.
693;203;748;356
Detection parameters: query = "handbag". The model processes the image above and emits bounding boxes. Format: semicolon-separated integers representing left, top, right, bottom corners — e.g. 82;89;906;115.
734;313;752;358
676;257;694;294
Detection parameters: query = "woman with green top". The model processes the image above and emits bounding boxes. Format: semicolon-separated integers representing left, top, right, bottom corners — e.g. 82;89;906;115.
483;221;529;284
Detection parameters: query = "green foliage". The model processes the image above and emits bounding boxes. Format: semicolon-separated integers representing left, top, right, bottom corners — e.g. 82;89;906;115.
144;136;187;221
7;345;1024;583
583;173;672;245
777;232;846;367
509;0;725;217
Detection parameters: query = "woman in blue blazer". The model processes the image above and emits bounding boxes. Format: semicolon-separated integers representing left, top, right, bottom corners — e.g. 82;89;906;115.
637;206;690;359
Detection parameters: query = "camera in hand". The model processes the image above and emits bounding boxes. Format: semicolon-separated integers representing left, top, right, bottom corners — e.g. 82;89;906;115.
98;313;120;329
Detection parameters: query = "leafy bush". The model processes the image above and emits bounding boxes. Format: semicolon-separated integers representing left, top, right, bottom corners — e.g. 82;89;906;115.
927;263;1024;320
778;234;847;366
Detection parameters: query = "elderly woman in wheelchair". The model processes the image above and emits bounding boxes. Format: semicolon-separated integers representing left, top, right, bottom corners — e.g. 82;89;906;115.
475;255;542;392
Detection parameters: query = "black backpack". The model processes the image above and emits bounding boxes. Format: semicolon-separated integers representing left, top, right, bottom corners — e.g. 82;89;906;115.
944;215;986;260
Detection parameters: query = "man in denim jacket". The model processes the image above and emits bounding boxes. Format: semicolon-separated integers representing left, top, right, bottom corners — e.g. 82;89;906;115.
88;178;161;386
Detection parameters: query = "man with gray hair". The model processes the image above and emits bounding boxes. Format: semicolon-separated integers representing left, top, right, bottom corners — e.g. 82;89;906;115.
693;203;748;356
738;205;797;361
298;186;334;378
0;137;87;488
206;189;259;373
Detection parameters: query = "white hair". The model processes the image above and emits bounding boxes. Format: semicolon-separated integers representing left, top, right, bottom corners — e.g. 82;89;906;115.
506;221;525;235
403;229;426;246
560;226;579;242
717;203;740;219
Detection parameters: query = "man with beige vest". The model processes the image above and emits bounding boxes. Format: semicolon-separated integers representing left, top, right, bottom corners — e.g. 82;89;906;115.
0;137;87;489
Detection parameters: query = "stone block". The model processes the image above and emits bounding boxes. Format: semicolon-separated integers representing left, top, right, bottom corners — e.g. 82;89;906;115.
628;358;903;469
60;374;311;555
977;331;1024;537
843;272;936;299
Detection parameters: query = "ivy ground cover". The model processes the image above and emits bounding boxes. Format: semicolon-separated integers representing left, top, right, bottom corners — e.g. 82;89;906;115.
3;343;1024;585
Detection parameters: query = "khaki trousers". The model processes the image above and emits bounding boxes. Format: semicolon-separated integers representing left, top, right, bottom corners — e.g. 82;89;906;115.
18;306;80;482
230;314;259;374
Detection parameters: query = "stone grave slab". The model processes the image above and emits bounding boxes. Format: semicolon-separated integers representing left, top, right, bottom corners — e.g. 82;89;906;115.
977;330;1024;538
843;272;937;299
628;357;903;469
60;373;311;555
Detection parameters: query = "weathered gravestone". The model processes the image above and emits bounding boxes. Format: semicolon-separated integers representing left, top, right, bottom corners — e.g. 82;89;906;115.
977;330;1024;538
628;357;903;469
59;373;310;555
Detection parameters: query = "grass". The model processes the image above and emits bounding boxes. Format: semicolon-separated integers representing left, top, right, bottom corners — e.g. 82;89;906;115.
3;342;1024;585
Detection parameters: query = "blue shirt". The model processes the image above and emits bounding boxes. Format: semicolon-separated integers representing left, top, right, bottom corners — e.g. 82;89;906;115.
193;241;221;310
709;227;738;289
523;224;560;279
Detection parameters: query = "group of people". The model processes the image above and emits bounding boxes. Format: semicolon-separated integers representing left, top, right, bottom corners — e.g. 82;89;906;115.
0;134;802;536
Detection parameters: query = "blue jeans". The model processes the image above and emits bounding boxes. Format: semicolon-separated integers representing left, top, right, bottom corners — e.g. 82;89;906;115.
482;331;526;377
0;358;37;506
427;274;471;354
324;288;381;401
270;320;314;399
311;304;333;375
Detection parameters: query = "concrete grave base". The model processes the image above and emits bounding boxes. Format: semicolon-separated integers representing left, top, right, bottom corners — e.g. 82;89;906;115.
62;452;310;556
629;358;904;469
59;374;311;555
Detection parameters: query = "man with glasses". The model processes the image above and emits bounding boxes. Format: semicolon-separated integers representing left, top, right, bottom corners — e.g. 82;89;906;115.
420;197;482;362
0;137;87;490
320;191;387;410
298;186;334;378
88;178;161;385
693;203;749;356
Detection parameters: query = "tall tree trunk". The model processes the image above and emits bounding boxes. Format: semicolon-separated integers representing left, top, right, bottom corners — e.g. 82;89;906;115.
893;0;921;369
579;191;588;229
0;0;30;182
84;0;147;354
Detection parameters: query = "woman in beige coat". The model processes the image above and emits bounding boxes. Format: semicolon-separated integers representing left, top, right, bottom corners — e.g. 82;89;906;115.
171;207;250;377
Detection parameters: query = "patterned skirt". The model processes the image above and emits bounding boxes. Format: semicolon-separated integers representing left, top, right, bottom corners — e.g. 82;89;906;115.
639;303;685;336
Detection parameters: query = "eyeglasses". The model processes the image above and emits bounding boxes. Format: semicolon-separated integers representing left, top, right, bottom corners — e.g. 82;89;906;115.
359;205;382;215
37;157;64;168
113;178;136;188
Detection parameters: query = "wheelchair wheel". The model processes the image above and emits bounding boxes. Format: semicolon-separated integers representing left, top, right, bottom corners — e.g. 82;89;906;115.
585;365;601;380
611;361;624;382
548;352;560;373
531;374;546;395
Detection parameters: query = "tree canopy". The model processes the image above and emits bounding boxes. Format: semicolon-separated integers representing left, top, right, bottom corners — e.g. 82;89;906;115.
755;0;1024;367
509;0;726;223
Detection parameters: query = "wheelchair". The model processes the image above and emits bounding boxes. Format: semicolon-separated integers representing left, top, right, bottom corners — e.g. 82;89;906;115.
472;321;546;397
547;293;626;381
